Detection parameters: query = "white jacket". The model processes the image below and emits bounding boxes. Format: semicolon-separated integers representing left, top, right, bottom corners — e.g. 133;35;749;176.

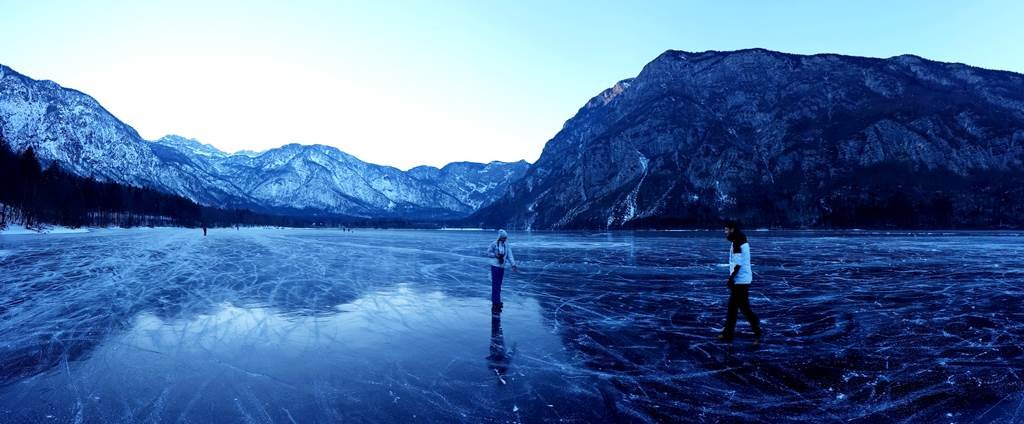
728;242;753;284
486;241;516;268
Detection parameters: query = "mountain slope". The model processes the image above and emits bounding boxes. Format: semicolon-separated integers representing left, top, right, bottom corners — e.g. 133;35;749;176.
0;64;527;218
151;139;470;217
471;49;1024;229
408;160;530;209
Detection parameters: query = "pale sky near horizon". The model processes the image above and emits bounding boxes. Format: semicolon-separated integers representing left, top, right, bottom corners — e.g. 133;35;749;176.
1;1;1022;169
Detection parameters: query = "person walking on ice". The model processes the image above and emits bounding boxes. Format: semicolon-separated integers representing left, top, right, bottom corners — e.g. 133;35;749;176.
487;229;518;312
718;220;762;343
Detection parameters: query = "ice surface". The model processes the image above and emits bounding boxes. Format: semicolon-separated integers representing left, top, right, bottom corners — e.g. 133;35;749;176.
1;228;1023;422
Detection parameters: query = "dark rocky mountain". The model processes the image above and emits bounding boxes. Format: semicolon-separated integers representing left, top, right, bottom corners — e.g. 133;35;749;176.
0;64;527;218
471;49;1024;229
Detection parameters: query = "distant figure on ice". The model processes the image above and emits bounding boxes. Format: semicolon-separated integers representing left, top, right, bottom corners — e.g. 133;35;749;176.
718;220;762;343
487;229;517;311
202;224;207;236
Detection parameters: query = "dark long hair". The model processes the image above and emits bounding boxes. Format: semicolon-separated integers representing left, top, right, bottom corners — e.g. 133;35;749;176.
725;221;748;253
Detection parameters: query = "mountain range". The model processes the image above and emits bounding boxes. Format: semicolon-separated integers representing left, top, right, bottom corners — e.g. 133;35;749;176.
4;49;1024;228
0;64;528;219
472;49;1024;229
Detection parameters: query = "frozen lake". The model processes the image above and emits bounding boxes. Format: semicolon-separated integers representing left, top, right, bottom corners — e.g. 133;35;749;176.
1;228;1023;423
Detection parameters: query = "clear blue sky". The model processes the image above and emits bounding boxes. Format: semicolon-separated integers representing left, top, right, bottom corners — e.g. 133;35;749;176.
1;0;1021;169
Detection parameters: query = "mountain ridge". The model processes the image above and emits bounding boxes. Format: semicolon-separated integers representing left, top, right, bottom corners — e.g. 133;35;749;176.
0;63;529;218
471;48;1024;229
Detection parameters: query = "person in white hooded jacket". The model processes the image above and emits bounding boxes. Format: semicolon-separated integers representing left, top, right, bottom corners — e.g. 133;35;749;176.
718;220;762;343
487;229;518;310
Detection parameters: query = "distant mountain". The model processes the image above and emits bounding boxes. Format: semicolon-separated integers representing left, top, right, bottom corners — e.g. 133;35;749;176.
149;138;471;217
471;49;1024;229
155;135;229;159
408;160;529;209
0;64;527;218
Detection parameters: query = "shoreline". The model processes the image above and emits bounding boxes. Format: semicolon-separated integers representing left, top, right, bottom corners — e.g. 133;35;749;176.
4;224;1023;237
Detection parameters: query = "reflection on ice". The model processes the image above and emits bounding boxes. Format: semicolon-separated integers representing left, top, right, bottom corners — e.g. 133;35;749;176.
1;228;1023;422
1;282;595;422
488;310;513;385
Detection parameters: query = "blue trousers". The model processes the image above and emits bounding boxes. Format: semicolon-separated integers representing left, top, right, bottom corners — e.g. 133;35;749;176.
490;266;505;304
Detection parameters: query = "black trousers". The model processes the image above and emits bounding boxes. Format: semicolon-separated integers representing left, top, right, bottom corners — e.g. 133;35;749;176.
723;284;761;338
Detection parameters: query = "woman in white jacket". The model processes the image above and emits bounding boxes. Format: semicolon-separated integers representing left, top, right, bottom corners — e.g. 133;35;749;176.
487;229;518;310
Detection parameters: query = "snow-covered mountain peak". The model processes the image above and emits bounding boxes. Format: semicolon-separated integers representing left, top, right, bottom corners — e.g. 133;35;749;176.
0;62;531;218
232;149;265;157
155;135;227;158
